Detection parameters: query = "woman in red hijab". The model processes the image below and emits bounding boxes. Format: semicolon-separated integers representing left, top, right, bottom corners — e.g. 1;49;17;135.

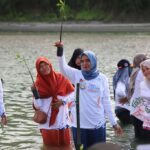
32;57;74;149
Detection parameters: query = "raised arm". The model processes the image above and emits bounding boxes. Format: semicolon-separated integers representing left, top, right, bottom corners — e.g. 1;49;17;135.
55;42;80;84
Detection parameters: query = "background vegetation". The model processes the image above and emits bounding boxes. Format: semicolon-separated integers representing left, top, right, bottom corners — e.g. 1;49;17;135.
0;0;150;22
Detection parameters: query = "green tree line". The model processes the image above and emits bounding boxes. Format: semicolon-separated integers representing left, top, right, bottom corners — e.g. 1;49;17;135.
0;0;150;22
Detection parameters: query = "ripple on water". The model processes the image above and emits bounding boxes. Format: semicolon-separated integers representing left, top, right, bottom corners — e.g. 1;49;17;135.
0;32;150;150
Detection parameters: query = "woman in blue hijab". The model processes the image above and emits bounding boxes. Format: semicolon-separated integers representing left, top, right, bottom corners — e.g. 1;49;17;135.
113;59;132;124
55;42;123;150
81;51;99;80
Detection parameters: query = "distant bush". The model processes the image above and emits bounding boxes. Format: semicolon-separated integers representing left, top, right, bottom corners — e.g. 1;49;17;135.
0;0;150;22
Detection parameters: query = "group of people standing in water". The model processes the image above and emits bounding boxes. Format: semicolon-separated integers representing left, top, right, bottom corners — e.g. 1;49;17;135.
0;41;150;150
113;53;150;139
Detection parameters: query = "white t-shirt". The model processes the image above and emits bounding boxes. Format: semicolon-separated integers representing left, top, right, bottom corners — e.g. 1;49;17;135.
0;80;5;117
58;56;117;129
115;81;130;110
33;92;74;130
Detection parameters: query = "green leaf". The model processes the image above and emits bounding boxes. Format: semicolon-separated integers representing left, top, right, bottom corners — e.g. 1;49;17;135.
56;4;61;7
80;144;84;150
60;0;64;5
16;53;21;59
57;0;66;20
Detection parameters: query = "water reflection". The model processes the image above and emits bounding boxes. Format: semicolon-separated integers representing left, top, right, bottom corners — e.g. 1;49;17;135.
0;32;150;150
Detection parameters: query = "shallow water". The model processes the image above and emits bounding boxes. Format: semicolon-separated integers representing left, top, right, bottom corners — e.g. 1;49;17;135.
0;32;150;150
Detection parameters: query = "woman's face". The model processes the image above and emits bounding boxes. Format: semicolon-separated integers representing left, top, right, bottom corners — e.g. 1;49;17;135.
39;62;51;75
75;56;81;67
81;55;91;71
142;66;150;80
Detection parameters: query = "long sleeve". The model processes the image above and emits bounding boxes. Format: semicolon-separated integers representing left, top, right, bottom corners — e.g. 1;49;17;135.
115;81;126;101
102;77;117;126
33;91;75;110
57;91;75;104
58;55;80;84
33;95;74;129
0;80;5;117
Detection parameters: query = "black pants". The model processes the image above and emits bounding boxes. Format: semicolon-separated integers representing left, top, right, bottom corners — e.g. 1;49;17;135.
115;107;131;124
131;116;150;139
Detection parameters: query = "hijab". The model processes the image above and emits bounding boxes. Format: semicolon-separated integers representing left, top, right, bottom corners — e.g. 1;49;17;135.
35;57;74;125
81;51;99;80
128;54;148;100
133;54;148;68
140;59;150;69
68;48;84;70
141;59;150;85
113;59;131;97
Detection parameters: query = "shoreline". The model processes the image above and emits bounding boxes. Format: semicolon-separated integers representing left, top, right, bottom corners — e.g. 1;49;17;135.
0;22;150;32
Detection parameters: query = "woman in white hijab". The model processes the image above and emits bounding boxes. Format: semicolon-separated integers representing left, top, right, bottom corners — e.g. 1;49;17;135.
130;59;150;139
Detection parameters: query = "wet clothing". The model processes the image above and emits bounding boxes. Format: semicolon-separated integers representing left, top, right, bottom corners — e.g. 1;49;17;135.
40;128;71;146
